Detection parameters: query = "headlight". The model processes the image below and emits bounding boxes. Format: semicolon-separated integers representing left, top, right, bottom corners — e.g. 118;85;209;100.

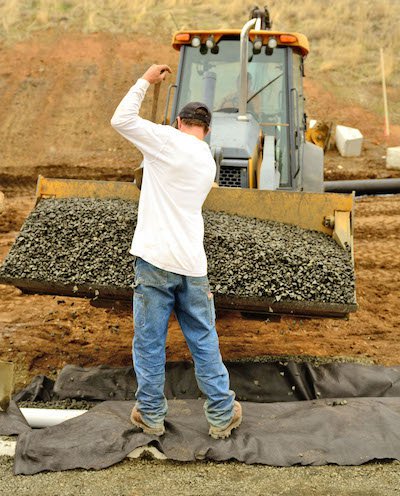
191;36;201;48
206;36;215;49
253;37;263;51
268;37;278;49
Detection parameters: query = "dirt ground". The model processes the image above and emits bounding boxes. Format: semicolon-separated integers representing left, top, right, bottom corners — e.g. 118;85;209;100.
1;457;400;496
0;30;400;389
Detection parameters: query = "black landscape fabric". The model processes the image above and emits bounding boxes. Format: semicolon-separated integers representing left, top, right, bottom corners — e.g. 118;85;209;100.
0;197;355;304
12;398;400;474
0;402;30;437
21;361;400;403
12;375;55;403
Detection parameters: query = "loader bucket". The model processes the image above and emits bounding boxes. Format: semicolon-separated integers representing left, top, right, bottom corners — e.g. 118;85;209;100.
35;176;354;250
0;176;357;318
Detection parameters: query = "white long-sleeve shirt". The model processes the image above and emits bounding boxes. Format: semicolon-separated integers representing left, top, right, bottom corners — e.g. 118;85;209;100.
111;78;216;277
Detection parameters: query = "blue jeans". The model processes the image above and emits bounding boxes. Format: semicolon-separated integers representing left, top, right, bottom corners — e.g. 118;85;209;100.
132;257;235;428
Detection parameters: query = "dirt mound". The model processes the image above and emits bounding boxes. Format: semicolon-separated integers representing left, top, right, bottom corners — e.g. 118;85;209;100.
0;31;176;183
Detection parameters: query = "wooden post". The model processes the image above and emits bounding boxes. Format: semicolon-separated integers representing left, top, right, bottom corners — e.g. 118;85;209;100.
0;361;14;412
151;82;161;123
380;47;390;137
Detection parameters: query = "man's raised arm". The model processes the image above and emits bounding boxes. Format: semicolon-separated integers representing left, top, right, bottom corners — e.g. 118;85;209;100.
110;64;172;159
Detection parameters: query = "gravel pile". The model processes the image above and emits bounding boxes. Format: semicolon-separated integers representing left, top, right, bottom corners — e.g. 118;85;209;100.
0;197;355;304
204;211;355;303
0;198;135;288
16;399;98;410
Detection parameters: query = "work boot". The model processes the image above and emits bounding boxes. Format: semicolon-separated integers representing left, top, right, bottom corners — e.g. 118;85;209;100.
208;401;242;439
130;406;165;436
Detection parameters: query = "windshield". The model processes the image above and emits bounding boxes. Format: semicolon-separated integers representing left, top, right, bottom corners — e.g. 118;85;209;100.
173;41;290;186
174;40;287;122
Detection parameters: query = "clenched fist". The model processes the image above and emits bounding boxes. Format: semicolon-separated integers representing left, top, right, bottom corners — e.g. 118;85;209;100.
142;64;172;84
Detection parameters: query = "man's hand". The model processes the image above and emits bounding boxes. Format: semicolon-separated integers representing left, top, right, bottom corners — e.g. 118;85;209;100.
142;64;172;84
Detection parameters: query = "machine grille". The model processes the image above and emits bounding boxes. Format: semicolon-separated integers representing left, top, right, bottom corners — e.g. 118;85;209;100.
219;166;242;188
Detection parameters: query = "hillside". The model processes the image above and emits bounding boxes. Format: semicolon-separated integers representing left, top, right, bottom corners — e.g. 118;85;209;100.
1;0;399;125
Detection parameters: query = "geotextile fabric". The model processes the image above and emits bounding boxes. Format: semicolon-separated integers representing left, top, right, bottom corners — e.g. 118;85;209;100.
3;361;400;473
10;398;400;474
12;375;55;403
52;361;400;402
0;401;30;436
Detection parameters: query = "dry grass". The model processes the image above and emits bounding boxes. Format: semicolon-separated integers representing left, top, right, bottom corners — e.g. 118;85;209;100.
0;0;399;122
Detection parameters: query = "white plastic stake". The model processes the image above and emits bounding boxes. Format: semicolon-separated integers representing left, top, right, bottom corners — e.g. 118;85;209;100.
380;48;390;137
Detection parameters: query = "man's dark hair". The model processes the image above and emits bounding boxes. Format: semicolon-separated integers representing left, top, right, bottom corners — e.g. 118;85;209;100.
178;102;211;133
180;117;209;134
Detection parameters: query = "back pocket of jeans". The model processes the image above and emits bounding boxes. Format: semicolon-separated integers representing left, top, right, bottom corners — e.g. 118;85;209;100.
188;274;209;289
134;292;145;328
135;261;168;287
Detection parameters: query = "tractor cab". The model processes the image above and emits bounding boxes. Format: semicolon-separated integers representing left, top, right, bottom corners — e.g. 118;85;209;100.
166;7;323;192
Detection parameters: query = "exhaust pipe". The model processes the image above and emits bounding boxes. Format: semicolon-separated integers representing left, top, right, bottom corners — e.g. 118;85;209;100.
238;18;257;121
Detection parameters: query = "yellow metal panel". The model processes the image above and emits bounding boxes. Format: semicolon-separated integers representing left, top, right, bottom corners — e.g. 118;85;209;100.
249;139;261;189
332;211;352;251
248;158;253;189
36;176;140;203
204;187;353;237
332;209;355;264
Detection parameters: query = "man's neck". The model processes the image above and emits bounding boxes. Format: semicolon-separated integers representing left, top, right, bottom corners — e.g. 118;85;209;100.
179;126;205;141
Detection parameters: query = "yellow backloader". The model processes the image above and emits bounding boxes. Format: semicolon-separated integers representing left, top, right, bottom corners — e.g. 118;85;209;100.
0;7;356;319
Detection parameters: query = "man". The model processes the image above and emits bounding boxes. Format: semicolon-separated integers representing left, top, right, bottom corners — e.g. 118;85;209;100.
219;72;260;115
111;64;242;439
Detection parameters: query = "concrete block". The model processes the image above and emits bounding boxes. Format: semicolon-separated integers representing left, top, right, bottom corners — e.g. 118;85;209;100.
335;125;363;157
309;119;317;128
386;146;400;170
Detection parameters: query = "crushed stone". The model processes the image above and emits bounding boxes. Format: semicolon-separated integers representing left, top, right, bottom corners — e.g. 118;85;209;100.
0;197;355;304
0;457;399;496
